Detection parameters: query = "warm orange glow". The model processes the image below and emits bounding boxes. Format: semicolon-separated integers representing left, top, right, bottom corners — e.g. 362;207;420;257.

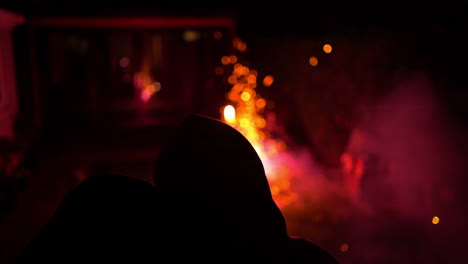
228;75;237;85
223;105;236;123
221;56;230;65
233;66;242;77
238;42;247;52
263;75;274;87
340;243;349;252
219;42;295;208
277;140;287;151
254;117;266;128
323;44;332;53
229;55;238;64
271;185;280;196
241;91;251;101
244;88;256;98
183;30;200;42
247;74;256;84
240;66;250;75
234;37;247;52
432;216;440;224
213;31;223;39
120;57;129;68
239;118;250;128
133;72;158;102
309;56;318;66
256;98;266;108
152;82;162;92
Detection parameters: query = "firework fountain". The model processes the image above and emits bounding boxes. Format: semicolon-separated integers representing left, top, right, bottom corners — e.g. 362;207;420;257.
215;36;466;264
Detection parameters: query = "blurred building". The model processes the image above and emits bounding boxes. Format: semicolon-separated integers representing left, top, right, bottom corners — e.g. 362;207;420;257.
0;8;240;178
20;12;236;137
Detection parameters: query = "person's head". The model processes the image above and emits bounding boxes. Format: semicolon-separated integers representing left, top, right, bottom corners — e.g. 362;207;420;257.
153;114;288;248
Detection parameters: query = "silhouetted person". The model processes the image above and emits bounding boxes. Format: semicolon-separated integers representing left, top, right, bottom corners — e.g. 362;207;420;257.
153;114;339;263
16;173;159;262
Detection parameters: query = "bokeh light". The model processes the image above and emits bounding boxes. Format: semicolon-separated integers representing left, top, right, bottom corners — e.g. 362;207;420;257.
263;75;274;87
309;56;318;67
323;43;332;53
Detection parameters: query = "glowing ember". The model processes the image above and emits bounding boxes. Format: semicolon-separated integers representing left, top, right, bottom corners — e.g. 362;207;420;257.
309;56;318;67
223;105;236;123
133;73;160;102
263;75;274;87
340;243;349;252
323;43;333;53
432;216;440;224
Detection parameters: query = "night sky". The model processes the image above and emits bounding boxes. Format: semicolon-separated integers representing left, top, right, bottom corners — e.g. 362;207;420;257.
4;1;465;36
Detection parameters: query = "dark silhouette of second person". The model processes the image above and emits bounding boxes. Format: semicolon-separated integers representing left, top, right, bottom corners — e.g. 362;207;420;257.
153;114;339;263
16;173;159;262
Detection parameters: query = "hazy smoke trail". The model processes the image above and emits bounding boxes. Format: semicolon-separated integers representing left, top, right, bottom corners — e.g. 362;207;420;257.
274;73;466;263
337;73;465;264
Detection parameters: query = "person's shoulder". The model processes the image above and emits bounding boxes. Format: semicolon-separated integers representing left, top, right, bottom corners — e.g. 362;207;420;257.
288;236;340;264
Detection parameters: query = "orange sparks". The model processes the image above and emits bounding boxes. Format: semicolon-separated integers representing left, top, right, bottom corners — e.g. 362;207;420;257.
219;40;295;208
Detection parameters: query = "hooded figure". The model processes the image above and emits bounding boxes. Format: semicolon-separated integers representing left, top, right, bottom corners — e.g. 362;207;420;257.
16;173;159;262
153;114;338;263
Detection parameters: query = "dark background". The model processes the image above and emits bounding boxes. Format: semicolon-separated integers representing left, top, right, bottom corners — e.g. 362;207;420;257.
1;2;468;263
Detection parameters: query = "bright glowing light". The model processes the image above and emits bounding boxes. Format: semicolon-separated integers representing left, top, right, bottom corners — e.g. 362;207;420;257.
263;75;274;87
141;89;152;102
340;243;349;252
432;216;440;224
223;105;236;123
241;91;251;101
323;44;332;53
309;56;318;67
271;185;280;195
120;57;129;68
239;118;249;128
219;56;294;207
